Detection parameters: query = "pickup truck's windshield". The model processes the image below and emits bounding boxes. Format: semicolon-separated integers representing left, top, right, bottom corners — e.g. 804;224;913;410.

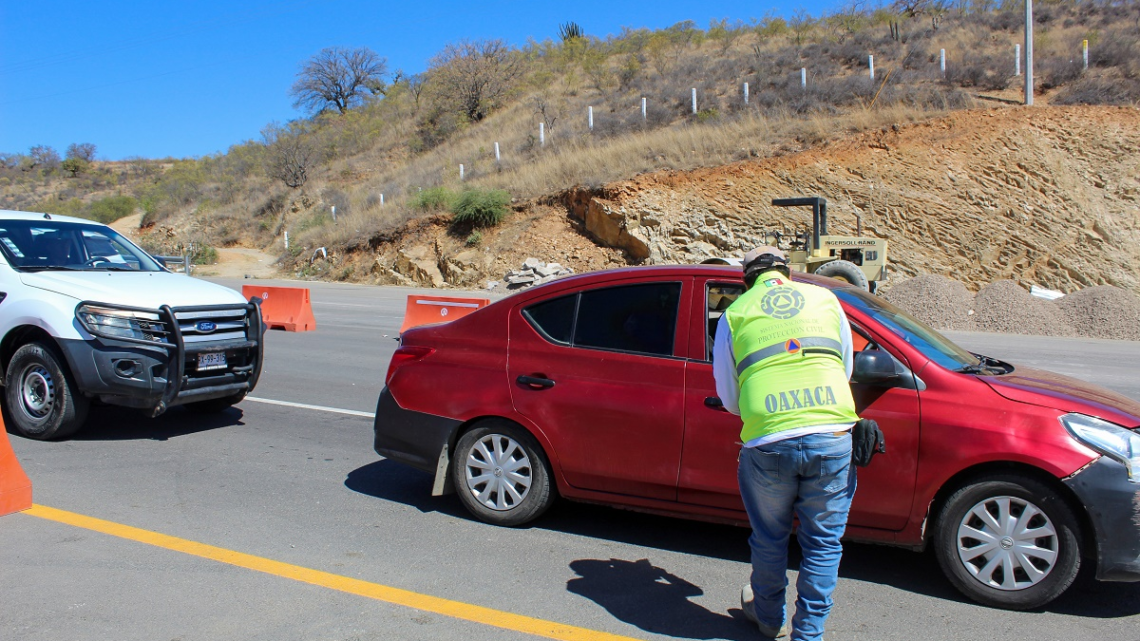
0;220;162;272
835;287;980;371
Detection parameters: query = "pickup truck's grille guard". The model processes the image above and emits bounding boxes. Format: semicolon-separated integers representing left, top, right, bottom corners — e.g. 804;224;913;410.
75;299;265;409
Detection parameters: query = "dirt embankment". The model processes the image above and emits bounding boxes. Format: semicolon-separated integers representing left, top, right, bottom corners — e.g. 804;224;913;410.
275;105;1140;341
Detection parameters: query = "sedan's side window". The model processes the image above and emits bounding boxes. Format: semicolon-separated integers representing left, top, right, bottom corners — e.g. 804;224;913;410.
574;282;682;357
706;283;744;361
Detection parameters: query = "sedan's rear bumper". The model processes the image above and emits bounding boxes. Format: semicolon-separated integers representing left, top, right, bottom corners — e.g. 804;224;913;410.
1064;456;1140;582
373;386;461;477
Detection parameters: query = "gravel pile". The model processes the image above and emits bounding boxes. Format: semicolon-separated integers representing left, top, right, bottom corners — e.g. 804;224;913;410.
881;275;975;331
970;280;1077;336
885;275;1140;340
1054;286;1140;341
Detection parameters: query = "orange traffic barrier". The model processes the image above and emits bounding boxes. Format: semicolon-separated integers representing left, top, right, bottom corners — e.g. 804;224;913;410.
0;418;32;516
400;295;490;333
242;285;317;332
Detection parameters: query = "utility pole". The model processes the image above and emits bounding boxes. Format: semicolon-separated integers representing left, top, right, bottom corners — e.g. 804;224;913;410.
1025;0;1034;105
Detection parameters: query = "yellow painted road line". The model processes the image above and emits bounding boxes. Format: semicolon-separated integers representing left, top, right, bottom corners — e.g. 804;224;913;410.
26;504;641;641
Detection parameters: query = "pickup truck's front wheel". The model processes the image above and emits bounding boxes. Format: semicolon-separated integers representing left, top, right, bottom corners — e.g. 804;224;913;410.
5;342;90;440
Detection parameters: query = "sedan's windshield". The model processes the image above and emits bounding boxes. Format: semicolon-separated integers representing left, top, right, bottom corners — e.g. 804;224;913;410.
835;287;980;371
0;219;162;272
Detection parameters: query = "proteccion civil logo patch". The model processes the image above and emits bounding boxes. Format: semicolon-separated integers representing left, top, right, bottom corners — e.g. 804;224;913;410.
760;287;806;320
785;338;802;353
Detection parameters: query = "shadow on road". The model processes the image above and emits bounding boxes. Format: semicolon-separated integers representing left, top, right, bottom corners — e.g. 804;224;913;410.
567;558;754;641
68;405;245;441
344;459;469;519
345;461;1140;620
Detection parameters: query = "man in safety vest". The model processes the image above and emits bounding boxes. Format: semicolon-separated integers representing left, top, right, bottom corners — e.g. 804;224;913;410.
712;246;858;641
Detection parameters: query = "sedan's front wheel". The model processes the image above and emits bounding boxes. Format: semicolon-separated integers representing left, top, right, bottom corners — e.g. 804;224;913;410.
452;420;555;526
934;474;1081;610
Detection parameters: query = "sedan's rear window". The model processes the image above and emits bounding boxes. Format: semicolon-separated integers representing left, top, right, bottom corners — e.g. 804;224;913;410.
523;282;682;357
523;294;576;344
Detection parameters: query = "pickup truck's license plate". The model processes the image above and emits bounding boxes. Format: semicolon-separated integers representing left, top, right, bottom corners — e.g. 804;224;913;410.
197;352;227;371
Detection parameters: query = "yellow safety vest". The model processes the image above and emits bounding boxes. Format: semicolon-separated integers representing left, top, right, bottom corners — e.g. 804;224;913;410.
726;271;858;443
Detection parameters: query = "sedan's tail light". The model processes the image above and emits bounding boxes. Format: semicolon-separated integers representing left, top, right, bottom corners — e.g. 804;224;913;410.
386;346;434;384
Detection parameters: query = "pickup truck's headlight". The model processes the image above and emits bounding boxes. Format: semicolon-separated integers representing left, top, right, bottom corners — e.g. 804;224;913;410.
77;305;168;343
1061;413;1140;483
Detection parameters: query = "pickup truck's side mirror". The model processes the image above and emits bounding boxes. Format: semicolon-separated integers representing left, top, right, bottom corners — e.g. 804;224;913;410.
852;350;899;385
153;255;188;273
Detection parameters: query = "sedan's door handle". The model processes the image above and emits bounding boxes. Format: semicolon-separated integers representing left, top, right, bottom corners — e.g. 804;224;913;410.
517;375;555;389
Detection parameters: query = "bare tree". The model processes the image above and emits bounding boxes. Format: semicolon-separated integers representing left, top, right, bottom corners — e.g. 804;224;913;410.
290;47;388;115
66;142;97;162
27;145;60;172
428;40;522;122
262;124;315;189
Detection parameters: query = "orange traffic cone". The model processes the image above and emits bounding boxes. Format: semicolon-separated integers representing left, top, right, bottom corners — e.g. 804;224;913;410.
0;418;32;516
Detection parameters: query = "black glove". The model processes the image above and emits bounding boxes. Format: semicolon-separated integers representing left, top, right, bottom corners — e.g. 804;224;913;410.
852;418;886;468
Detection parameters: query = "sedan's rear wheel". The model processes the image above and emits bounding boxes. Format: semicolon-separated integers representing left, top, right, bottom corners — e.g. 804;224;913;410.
934;475;1081;610
452;420;554;526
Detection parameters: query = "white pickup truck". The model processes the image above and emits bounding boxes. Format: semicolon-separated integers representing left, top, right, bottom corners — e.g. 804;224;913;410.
0;210;264;440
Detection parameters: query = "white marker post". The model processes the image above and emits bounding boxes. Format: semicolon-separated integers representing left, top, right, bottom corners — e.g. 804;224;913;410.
494;142;500;163
869;54;875;81
1015;44;1021;76
1025;0;1034;106
539;122;545;147
284;231;289;250
940;49;946;76
641;97;647;121
801;68;807;89
380;194;384;207
459;164;464;181
1083;39;1089;70
743;82;749;105
691;88;697;114
588;106;594;131
330;205;336;222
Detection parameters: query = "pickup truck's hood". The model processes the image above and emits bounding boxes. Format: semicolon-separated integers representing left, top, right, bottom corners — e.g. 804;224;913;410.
980;367;1140;428
20;271;245;308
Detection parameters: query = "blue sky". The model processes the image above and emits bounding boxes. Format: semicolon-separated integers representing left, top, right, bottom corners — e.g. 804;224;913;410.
1;0;845;161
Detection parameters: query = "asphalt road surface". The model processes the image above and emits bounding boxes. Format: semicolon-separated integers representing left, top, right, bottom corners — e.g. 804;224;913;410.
3;278;1139;641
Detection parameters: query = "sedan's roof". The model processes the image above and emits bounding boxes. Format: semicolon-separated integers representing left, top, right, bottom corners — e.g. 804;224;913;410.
529;264;843;291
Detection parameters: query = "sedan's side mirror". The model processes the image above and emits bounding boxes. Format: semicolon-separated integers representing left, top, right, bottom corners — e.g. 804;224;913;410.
853;350;899;385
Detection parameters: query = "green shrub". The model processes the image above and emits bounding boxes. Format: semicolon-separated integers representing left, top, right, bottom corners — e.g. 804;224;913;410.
86;195;137;223
410;186;457;211
696;108;720;123
191;244;218;265
465;230;483;246
452;188;510;228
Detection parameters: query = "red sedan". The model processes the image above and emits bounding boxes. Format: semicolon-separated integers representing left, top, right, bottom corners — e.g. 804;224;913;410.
374;265;1140;610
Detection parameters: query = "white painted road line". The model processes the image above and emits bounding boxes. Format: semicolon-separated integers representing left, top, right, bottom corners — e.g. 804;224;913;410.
246;396;376;418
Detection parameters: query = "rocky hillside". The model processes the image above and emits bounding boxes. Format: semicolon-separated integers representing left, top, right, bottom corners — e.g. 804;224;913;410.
290;104;1140;298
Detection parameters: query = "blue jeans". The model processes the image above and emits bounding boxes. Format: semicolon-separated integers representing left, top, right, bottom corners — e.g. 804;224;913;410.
738;432;856;641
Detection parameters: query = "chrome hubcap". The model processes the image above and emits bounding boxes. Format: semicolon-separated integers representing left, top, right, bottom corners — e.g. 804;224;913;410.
464;434;532;511
957;495;1058;591
20;365;55;419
